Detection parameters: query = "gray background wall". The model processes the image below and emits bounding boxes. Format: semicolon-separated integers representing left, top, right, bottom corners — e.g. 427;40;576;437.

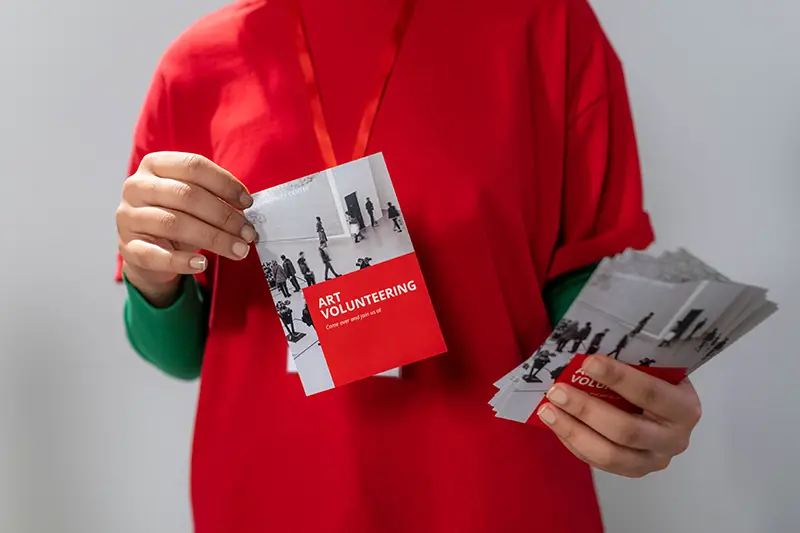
0;1;797;532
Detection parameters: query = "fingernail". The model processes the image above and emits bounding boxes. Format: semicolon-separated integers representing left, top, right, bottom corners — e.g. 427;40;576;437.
232;242;249;259
583;357;605;378
240;192;253;208
537;405;557;425
547;386;569;406
240;224;256;243
189;256;207;271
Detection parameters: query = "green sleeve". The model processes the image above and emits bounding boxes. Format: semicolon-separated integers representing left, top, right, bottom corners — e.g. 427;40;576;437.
123;274;209;380
542;263;598;326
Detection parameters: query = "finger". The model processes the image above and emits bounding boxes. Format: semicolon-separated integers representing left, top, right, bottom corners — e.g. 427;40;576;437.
121;238;208;275
556;435;593;464
581;355;702;426
139;152;253;209
127;175;256;243
537;403;665;478
545;384;686;455
127;206;250;261
556;434;672;478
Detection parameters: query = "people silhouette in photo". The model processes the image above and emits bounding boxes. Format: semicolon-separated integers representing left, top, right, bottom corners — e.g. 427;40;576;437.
301;304;314;328
704;337;729;361
556;321;579;352
281;255;301;292
697;327;719;351
387;202;402;232
348;212;364;243
277;300;297;337
630;312;654;337
549;364;568;381
638;358;656;367
297;251;316;286
586;328;610;354
607;334;629;360
365;197;376;227
706;333;721;353
570;322;592;353
551;319;572;342
319;244;340;280
687;318;707;340
522;349;552;383
271;260;291;298
316;216;327;246
262;262;275;288
356;257;372;269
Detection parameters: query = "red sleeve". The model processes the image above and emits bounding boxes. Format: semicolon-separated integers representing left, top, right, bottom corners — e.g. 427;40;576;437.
546;0;655;281
114;67;176;282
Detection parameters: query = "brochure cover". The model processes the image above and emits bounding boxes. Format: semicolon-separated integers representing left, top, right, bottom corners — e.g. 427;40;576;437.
490;249;778;425
245;153;447;395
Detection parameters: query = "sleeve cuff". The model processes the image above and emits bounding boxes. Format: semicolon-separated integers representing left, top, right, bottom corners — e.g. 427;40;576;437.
123;274;207;380
542;263;598;326
123;274;204;321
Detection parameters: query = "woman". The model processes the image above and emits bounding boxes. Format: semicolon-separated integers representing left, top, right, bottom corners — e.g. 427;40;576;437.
115;1;702;532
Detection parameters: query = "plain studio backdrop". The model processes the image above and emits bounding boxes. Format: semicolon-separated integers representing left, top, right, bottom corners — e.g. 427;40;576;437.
0;1;797;532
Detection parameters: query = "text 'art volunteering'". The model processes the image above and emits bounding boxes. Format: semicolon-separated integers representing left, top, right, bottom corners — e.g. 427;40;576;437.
318;281;417;319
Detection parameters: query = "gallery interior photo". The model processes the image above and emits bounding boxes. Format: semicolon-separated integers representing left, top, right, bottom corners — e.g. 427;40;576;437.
246;154;414;393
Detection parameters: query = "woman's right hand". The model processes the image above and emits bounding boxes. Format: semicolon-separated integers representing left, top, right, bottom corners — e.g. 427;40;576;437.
116;152;256;306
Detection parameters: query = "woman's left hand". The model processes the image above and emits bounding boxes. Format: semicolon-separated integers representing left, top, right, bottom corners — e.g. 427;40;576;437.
536;355;702;478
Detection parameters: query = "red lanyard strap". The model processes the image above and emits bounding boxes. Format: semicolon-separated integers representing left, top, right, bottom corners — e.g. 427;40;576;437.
292;0;418;168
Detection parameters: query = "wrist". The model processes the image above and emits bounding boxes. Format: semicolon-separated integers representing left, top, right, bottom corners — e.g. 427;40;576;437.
122;262;183;308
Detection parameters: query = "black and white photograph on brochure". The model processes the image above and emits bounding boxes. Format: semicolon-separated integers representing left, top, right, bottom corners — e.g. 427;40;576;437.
509;259;749;393
244;153;411;393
